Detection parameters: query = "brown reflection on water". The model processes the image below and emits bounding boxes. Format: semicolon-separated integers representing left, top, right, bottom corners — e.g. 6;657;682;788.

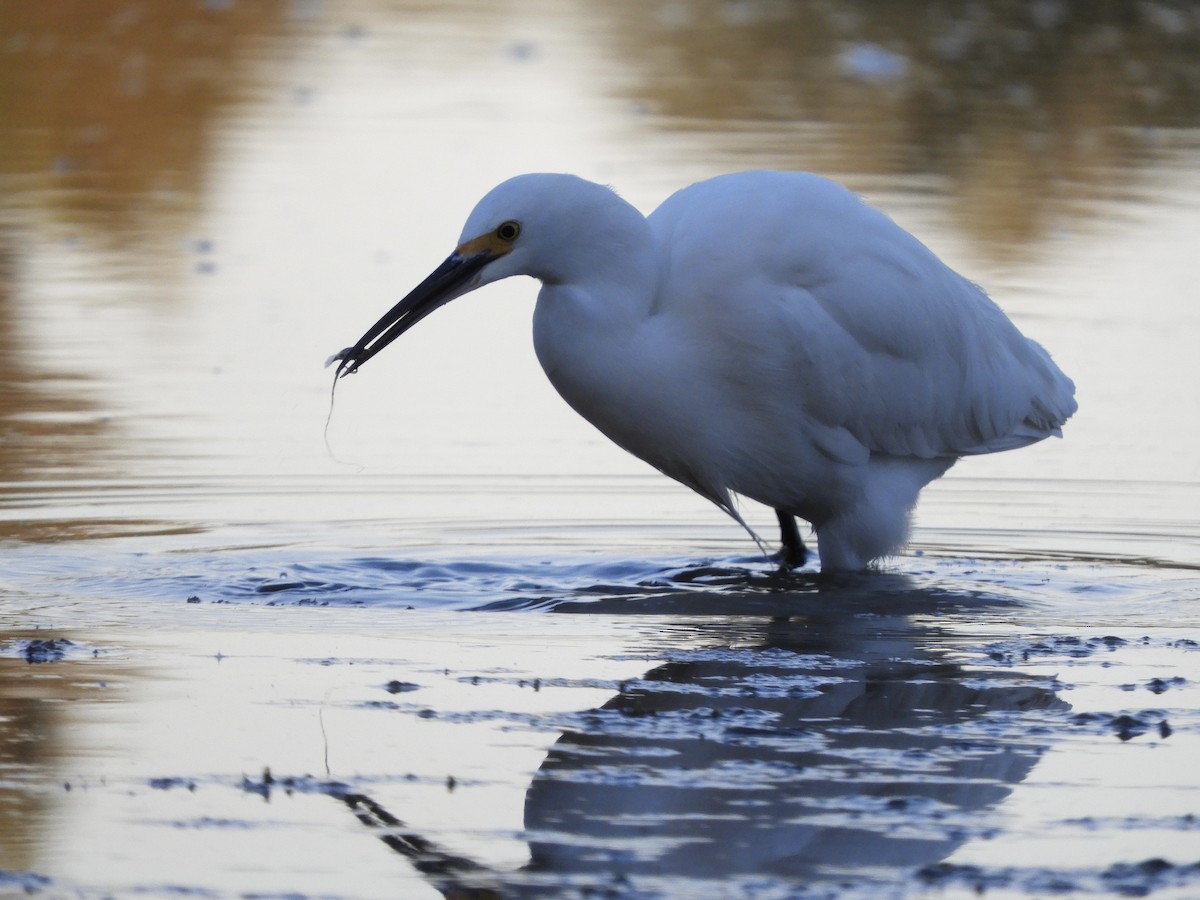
606;0;1200;254
0;1;293;536
0;635;132;874
0;0;292;246
0;240;110;488
5;2;1196;256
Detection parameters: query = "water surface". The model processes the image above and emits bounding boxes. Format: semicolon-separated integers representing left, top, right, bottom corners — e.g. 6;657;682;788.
1;2;1199;897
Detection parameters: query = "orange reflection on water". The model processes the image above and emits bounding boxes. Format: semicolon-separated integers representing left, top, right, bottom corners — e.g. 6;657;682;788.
0;1;296;243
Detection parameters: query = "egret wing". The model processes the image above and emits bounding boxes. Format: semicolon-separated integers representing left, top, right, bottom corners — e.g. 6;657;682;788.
649;171;1076;461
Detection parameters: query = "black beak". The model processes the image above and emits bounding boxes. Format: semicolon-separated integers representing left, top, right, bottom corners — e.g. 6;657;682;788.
327;251;492;377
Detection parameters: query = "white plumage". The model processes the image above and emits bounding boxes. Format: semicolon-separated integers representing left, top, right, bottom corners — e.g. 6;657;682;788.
331;171;1076;572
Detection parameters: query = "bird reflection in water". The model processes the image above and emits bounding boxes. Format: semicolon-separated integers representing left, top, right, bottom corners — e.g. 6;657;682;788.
336;583;1067;898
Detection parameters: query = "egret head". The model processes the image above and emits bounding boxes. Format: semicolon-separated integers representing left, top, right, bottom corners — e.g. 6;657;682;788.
328;174;640;377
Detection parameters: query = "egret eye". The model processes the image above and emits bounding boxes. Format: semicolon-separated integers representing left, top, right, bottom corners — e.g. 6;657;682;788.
496;220;521;242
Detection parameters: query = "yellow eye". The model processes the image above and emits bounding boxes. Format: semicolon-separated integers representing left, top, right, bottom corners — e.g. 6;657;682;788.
496;220;521;242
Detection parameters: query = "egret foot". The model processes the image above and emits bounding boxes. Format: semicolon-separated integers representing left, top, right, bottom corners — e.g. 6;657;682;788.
775;509;808;568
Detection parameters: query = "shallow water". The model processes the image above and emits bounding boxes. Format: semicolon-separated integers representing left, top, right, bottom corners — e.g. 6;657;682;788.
2;2;1200;898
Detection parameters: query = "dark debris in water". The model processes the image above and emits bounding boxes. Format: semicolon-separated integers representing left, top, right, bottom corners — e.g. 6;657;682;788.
162;816;258;831
23;638;74;663
264;596;334;607
1146;676;1188;694
149;777;196;792
984;633;1132;664
384;680;421;694
1062;813;1200;832
0;638;82;664
0;871;53;894
1102;859;1200;897
239;768;352;801
919;858;1200;897
1068;710;1173;742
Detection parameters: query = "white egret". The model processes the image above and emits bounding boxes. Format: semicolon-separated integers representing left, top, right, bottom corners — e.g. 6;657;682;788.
329;172;1076;572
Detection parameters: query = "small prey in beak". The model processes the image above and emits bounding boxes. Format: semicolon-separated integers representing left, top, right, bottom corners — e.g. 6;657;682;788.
326;249;493;378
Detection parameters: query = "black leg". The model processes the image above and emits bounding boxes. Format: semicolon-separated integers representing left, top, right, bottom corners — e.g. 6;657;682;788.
775;509;807;568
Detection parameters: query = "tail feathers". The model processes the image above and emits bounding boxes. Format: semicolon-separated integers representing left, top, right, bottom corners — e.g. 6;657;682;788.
960;421;1062;455
962;366;1077;456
